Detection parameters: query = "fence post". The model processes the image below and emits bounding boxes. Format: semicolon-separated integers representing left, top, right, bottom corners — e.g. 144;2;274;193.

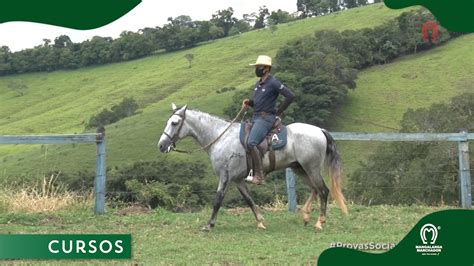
458;131;471;208
286;168;297;212
95;127;106;214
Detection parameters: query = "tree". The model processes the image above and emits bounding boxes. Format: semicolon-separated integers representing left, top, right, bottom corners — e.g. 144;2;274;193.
53;35;73;49
297;0;312;18
243;13;256;27
268;9;295;25
79;36;113;66
42;38;51;47
272;31;358;126
184;53;194;68
111;31;155;60
254;6;270;29
0;46;12;75
297;0;338;17
344;0;359;9
211;7;237;36
229;19;251;35
341;0;368;8
327;0;342;13
208;24;225;40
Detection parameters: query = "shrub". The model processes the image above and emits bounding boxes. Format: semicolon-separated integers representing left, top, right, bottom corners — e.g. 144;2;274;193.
87;97;139;128
107;160;212;211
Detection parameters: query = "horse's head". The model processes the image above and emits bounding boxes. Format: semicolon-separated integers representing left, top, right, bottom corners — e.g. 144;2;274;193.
158;103;188;153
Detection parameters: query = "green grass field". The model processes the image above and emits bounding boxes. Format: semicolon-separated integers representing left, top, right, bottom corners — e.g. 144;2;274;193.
0;203;448;264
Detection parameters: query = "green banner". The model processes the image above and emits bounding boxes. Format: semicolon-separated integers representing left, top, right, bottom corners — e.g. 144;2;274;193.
0;0;141;30
318;210;474;266
384;0;474;32
0;234;131;259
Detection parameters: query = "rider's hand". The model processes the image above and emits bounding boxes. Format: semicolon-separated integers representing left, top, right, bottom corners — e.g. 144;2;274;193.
242;99;251;109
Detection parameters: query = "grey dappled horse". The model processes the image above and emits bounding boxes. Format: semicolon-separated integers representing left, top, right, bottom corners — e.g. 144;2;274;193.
158;104;348;231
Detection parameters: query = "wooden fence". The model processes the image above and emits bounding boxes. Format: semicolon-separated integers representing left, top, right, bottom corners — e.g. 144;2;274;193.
0;128;106;214
2;130;471;214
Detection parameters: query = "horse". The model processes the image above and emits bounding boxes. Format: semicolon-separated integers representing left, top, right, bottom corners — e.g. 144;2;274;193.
157;103;348;231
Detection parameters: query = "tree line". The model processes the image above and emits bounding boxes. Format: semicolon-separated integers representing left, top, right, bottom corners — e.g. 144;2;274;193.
0;0;378;76
0;7;294;76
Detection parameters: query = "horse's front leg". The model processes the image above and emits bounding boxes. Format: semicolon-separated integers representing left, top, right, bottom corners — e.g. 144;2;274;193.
202;172;231;231
236;180;266;229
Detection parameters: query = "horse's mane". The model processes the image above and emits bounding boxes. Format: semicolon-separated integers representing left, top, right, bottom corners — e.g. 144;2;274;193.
188;109;233;123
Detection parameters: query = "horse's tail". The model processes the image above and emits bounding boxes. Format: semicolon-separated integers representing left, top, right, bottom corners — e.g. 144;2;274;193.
322;129;348;214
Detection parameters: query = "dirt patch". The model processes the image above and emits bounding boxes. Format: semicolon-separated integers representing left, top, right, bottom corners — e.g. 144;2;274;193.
116;205;151;216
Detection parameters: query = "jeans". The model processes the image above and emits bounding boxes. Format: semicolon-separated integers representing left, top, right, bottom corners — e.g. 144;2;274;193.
247;114;276;149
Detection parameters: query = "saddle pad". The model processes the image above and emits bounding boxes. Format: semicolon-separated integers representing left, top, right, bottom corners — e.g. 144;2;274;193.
239;122;288;151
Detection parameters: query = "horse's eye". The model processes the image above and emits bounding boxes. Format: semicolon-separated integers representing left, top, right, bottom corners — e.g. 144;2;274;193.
171;121;178;126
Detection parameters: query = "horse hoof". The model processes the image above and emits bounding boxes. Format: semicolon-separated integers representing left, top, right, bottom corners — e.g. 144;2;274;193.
257;222;267;230
302;212;310;225
315;221;323;230
201;225;212;232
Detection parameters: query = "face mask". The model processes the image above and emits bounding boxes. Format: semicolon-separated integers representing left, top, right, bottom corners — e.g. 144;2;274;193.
255;67;266;78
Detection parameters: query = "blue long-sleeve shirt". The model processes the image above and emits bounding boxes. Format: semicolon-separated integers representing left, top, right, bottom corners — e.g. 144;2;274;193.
250;75;295;115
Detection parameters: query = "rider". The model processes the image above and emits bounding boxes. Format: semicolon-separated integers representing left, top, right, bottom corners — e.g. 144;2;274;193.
242;55;295;185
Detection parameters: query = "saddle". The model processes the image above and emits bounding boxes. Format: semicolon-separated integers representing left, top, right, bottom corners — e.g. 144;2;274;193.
239;117;288;172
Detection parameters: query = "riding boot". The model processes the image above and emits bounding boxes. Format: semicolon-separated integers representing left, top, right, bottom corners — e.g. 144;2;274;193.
246;147;265;185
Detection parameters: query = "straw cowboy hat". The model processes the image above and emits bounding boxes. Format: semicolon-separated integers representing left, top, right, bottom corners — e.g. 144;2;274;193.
249;55;272;66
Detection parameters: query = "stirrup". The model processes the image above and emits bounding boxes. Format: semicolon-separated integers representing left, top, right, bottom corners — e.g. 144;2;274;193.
245;170;265;185
246;169;253;180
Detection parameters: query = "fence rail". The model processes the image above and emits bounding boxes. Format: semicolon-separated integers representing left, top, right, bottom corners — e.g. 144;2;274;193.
331;132;474;142
286;131;472;211
0;134;99;144
2;130;471;213
0;128;106;214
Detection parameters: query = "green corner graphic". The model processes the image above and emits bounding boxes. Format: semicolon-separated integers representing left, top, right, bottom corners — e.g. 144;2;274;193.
384;0;474;32
318;210;474;266
0;0;142;30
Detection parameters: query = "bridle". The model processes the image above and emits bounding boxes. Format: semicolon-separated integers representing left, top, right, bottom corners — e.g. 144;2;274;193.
162;110;186;148
161;106;246;154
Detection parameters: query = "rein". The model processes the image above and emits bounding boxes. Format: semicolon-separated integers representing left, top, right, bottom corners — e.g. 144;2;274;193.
171;106;246;154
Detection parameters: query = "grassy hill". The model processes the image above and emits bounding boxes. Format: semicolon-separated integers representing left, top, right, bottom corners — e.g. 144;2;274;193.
2;3;471;186
332;33;474;172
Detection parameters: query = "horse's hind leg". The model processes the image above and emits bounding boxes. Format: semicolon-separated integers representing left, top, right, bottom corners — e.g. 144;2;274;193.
301;165;329;230
302;190;317;225
236;180;266;229
313;173;329;230
292;167;317;225
309;173;329;230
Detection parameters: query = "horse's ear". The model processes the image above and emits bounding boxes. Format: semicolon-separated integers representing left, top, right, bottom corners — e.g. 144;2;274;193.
182;105;187;112
171;103;177;111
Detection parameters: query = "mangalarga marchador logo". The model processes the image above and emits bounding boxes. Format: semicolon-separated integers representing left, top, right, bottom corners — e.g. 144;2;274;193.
416;223;443;255
0;0;142;30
